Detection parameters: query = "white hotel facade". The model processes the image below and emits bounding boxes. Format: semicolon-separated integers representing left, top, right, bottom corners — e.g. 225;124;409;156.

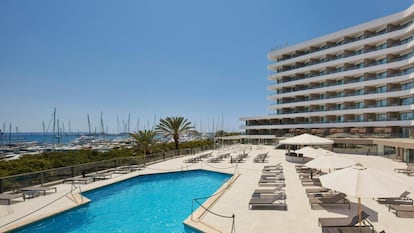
241;4;414;140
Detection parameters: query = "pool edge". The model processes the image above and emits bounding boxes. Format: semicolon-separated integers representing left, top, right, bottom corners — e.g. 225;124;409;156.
183;173;240;233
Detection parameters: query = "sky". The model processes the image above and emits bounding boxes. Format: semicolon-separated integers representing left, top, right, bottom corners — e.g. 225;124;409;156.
0;0;413;133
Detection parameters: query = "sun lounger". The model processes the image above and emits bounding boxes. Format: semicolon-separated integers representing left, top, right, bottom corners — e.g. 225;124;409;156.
309;193;350;209
248;194;287;210
113;167;131;174
89;172;113;180
260;174;285;180
377;191;413;205
253;153;268;163
264;163;281;168
0;193;25;205
302;178;322;186
64;176;94;184
253;186;285;194
262;167;283;172
305;187;330;194
308;191;340;198
184;157;200;163
318;211;370;232
325;226;376;233
394;164;414;174
258;182;286;187
389;204;414;218
20;185;57;195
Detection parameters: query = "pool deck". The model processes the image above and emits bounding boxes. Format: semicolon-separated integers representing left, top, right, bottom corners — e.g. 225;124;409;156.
1;145;413;233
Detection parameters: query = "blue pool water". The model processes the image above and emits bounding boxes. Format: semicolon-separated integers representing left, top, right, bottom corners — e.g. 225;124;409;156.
11;170;231;233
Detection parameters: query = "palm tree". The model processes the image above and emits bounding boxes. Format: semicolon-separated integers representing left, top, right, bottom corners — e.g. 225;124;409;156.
129;130;158;155
156;116;193;150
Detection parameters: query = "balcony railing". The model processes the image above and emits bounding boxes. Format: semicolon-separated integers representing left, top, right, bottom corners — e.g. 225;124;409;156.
269;20;413;62
271;65;414;98
272;50;414;85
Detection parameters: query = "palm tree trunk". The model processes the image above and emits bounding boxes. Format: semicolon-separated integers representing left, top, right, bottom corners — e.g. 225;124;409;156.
175;139;179;150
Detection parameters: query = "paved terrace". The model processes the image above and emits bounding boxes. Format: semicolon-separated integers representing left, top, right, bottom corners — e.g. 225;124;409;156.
0;145;413;233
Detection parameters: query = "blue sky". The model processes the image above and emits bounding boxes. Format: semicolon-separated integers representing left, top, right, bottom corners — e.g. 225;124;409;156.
0;0;413;133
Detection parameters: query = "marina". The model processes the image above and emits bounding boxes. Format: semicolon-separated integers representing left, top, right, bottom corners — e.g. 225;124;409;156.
0;132;133;161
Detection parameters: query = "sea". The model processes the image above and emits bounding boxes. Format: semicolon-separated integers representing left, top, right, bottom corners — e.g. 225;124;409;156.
0;132;128;145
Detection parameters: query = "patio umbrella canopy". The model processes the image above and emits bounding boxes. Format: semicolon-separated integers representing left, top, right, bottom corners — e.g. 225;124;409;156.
279;133;334;146
295;146;319;158
319;163;410;227
304;153;354;170
319;163;408;197
316;147;336;156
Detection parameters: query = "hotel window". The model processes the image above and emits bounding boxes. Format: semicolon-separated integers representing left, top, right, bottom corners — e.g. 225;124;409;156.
336;66;344;72
400;36;413;44
377;28;387;35
376;43;387;50
401;66;414;75
376;86;387;93
401;82;414;90
399;51;414;60
376;57;388;64
356;62;364;68
376;113;387;121
355;48;363;55
376;99;387;107
401;112;414;120
354;89;362;95
355;115;363;122
401;97;414;105
377;72;387;79
400;20;413;28
356;102;365;109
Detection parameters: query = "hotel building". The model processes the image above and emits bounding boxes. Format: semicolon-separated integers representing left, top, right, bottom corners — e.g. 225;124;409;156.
239;5;414;161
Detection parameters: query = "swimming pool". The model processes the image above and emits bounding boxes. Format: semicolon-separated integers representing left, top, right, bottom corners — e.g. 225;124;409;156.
11;170;231;233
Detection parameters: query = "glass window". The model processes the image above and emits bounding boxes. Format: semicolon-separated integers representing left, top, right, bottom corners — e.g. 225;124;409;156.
356;102;365;108
355;89;364;95
401;82;414;90
376;86;387;93
376;99;387;107
401;97;414;105
376;113;387;121
376;43;387;50
400;112;414;120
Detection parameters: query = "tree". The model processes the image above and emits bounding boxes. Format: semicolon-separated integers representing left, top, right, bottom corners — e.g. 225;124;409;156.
129;130;158;155
156;116;193;150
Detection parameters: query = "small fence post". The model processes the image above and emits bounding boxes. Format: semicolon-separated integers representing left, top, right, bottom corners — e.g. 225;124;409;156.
40;172;44;185
0;178;3;193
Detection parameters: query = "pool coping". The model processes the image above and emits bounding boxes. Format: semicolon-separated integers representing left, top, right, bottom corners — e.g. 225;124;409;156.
184;173;240;233
2;190;90;232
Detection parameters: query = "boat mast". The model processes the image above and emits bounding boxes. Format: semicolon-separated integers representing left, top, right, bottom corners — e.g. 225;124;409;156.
15;126;18;144
127;114;131;133
56;118;60;145
1;123;5;148
87;114;91;136
100;111;104;138
9;123;11;147
42;121;46;143
117;116;120;134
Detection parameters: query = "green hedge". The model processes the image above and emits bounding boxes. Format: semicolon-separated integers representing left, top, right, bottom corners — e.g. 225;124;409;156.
0;139;213;177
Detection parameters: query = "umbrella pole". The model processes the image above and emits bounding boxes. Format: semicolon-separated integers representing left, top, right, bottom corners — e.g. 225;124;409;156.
358;197;361;228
